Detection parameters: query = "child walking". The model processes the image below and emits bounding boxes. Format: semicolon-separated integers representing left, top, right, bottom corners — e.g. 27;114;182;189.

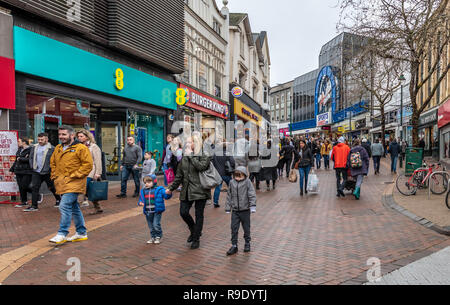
138;175;171;244
225;166;257;256
141;152;156;190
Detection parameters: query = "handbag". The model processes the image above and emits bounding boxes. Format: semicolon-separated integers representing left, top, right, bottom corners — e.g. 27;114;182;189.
165;168;175;184
87;180;109;202
199;162;223;189
289;170;298;183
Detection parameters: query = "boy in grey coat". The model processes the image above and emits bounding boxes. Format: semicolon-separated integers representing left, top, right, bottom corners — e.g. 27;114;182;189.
225;166;257;255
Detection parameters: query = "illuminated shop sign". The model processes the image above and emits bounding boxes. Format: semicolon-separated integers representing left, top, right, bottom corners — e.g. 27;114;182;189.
179;84;229;119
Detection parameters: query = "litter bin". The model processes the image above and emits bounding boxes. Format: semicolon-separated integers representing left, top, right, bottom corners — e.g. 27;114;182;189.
405;147;424;175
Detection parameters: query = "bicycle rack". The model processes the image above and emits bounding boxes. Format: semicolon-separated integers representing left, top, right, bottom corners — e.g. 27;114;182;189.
428;171;450;199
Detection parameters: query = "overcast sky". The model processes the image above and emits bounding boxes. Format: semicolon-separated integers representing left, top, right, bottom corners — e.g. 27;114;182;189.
215;0;342;87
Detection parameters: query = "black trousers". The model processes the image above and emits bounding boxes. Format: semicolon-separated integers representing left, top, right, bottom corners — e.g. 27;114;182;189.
335;168;348;193
231;210;251;246
16;174;32;204
31;172;61;208
180;199;206;241
249;173;260;187
284;158;292;177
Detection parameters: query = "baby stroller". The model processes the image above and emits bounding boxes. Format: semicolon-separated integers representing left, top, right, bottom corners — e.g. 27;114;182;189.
344;169;356;193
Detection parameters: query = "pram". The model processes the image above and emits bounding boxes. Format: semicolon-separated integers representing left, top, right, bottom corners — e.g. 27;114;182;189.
344;169;356;193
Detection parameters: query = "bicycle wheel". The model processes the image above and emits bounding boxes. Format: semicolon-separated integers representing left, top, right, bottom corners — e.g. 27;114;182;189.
430;173;449;195
396;173;418;196
446;191;450;210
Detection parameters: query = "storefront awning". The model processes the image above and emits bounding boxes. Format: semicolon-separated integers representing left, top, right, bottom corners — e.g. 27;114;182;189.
438;99;450;129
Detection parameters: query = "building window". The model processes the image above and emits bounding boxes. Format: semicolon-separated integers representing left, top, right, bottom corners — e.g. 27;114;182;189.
213;19;221;36
240;32;245;58
182;54;191;84
214;71;222;98
198;62;207;92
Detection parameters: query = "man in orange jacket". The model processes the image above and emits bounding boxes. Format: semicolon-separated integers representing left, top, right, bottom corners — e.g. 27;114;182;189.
331;137;351;197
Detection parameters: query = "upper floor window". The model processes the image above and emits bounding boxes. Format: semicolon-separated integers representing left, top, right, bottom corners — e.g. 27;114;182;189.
240;32;245;58
213;19;221;36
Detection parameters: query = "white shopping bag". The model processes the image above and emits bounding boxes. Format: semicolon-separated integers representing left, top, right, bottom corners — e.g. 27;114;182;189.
307;171;319;193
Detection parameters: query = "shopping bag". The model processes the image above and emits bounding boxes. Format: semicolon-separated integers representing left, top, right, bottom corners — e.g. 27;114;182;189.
165;168;175;184
87;180;109;202
199;162;223;189
289;170;298;183
307;171;319;193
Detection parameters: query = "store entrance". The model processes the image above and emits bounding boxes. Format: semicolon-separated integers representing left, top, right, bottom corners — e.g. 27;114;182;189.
102;122;122;180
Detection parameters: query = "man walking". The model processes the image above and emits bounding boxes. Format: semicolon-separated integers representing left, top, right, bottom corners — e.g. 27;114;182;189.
117;136;143;198
371;139;384;175
388;138;401;174
49;125;93;244
24;133;61;212
331;137;351;197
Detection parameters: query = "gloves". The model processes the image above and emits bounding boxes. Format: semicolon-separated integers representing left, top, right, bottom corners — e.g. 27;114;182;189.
250;207;256;213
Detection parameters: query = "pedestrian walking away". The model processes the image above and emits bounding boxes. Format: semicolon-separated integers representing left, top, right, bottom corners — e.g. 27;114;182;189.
212;140;235;208
388;138;401;174
347;139;370;200
77;130;104;215
138;175;172;245
331;137;351;198
167;133;211;250
313;140;322;169
26;133;61;212
49;125;93;245
371;139;384;175
292;139;314;196
280;139;294;177
10;137;33;209
260;140;278;191
225;166;256;256
117;136;143;199
162;134;174;187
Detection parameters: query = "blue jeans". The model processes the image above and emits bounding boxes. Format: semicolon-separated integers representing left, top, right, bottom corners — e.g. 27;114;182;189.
323;155;330;169
373;156;381;173
162;163;169;186
391;156;398;172
299;166;311;191
58;193;86;236
214;175;232;205
315;154;322;169
120;165;141;195
145;212;162;239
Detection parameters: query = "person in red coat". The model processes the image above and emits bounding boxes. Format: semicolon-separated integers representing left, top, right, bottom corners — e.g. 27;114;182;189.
331;137;351;197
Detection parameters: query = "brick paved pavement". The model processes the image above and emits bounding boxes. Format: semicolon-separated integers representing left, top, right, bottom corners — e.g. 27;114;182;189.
2;161;450;285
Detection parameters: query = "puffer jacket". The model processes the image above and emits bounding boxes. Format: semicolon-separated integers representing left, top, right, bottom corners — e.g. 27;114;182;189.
347;145;370;177
50;140;93;195
225;166;256;212
169;155;211;201
11;147;32;175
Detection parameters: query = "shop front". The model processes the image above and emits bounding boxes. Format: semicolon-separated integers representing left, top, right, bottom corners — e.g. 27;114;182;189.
175;84;229;143
418;109;438;158
233;98;262;140
13;26;177;180
438;99;450;162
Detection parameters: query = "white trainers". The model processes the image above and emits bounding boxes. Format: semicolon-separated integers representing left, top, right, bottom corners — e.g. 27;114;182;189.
154;237;161;244
49;234;67;244
147;238;155;244
67;233;88;243
37;194;44;204
81;200;89;207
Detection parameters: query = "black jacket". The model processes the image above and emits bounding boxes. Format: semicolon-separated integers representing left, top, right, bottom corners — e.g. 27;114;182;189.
292;147;314;168
212;147;235;177
361;143;372;158
280;144;294;160
11;147;32;175
388;142;401;157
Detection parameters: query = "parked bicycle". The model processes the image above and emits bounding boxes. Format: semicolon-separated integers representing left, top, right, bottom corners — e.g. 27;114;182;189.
396;162;449;196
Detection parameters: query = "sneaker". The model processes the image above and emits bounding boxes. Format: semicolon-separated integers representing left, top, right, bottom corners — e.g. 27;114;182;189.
206;200;212;205
49;234;67;244
227;245;238;256
116;194;127;199
37;193;44;204
244;243;251;253
154;237;161;244
15;203;29;208
81;200;89;207
24;207;39;212
147;238;155;244
67;233;88;243
214;204;221;208
54;200;60;208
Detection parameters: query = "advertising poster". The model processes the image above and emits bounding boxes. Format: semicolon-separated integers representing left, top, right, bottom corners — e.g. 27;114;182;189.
0;131;19;201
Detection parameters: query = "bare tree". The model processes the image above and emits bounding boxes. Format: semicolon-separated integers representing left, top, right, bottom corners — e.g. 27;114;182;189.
338;0;450;146
345;48;406;147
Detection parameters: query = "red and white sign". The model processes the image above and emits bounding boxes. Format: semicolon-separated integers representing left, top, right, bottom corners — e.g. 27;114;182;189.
179;84;229;119
438;99;450;129
0;131;19;198
0;56;15;110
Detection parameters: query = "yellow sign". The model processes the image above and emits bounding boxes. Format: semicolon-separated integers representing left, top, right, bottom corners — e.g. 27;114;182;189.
234;99;262;127
115;68;124;90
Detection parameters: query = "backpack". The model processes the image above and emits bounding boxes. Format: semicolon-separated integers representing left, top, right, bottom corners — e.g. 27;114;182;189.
350;151;363;168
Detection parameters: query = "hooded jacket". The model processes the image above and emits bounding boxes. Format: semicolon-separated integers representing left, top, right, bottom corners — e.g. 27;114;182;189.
11;146;32;175
50;140;93;195
331;143;351;169
138;175;172;215
225;166;257;212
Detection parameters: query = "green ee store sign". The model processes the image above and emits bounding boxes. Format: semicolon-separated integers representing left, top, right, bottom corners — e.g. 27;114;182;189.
13;26;177;110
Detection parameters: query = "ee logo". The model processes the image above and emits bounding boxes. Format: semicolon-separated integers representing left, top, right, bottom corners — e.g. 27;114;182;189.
115;68;124;91
176;88;189;106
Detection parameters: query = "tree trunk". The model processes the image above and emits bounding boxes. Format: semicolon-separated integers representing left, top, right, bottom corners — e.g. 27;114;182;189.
409;61;420;147
381;107;386;149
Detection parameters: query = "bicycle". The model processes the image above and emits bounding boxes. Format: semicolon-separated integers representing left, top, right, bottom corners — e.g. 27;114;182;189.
396;162;449;196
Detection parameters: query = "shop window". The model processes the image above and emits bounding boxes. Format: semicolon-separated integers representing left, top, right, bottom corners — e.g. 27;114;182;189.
444;132;450;160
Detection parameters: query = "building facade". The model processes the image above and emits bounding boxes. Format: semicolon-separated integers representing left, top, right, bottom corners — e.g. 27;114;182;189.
0;0;185;180
269;81;293;137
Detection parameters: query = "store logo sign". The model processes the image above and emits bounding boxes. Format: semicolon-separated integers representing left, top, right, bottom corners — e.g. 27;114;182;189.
317;112;332;126
242;108;259;122
115;68;124;90
231;86;243;98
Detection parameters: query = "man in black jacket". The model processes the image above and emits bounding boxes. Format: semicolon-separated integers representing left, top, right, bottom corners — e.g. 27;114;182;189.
212;141;235;208
280;141;294;177
26;133;61;212
361;139;372;158
388;138;401;174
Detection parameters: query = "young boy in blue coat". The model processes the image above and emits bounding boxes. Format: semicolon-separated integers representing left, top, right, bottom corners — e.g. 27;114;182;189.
138;175;172;244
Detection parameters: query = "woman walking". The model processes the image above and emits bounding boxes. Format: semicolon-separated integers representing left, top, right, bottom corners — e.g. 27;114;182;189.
292;140;314;196
347;139;370;200
321;140;332;170
11;138;33;208
313;140;322;169
166;133;211;250
260;140;278;191
77;130;104;214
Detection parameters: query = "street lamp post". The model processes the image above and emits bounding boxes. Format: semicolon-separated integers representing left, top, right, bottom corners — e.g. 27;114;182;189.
398;74;406;168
